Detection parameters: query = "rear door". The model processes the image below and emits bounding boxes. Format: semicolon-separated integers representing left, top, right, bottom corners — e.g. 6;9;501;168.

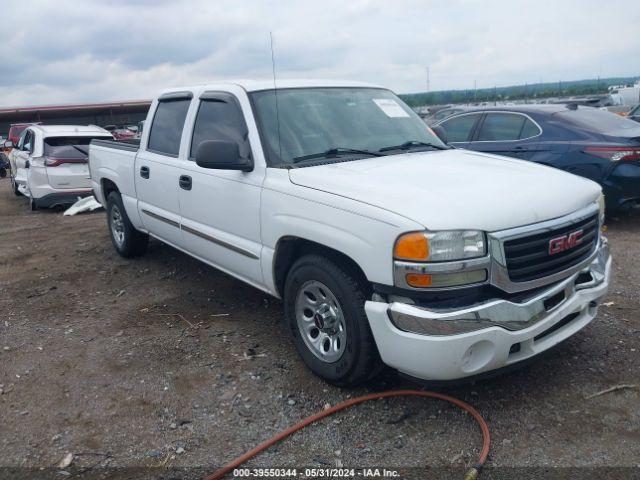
469;112;541;159
177;89;265;286
135;93;192;247
437;112;483;149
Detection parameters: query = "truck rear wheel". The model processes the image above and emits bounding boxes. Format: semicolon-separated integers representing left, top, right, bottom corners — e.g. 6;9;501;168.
284;254;382;387
106;191;148;257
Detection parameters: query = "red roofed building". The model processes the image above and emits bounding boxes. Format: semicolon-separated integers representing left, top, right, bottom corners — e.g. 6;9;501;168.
0;99;152;137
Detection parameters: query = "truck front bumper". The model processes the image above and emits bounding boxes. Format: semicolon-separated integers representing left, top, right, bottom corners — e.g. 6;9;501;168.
365;240;612;381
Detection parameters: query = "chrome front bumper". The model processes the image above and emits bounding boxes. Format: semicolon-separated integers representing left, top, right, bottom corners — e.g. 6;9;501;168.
389;238;610;336
365;239;612;380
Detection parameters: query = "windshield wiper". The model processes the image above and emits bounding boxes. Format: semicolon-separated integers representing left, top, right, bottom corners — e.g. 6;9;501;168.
292;147;382;164
71;145;89;156
378;140;449;152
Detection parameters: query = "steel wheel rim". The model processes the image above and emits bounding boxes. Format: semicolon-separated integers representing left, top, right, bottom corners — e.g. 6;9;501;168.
295;280;346;363
109;205;126;247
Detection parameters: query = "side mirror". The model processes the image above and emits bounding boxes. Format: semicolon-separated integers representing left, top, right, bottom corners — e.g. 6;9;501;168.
431;125;448;144
195;140;252;172
3;140;14;148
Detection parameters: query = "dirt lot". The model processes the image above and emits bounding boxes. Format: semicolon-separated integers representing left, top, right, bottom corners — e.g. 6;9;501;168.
0;180;638;480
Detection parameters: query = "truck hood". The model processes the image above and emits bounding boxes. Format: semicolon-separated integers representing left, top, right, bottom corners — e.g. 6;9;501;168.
288;150;601;231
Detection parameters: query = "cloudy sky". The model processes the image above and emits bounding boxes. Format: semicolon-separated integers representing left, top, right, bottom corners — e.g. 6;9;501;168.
1;0;638;107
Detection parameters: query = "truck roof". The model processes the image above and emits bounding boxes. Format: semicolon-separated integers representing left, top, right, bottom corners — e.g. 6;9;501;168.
160;79;385;95
29;124;111;137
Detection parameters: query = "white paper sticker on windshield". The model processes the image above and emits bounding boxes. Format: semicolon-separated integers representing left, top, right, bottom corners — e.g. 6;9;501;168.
373;98;410;118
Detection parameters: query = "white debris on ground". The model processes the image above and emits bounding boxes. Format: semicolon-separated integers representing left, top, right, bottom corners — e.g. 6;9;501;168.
63;197;103;216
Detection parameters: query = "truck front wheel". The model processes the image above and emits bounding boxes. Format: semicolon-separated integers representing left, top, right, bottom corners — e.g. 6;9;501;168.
284;254;382;387
106;191;148;257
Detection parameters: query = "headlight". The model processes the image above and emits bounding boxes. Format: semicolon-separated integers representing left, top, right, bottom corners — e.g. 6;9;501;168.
394;230;486;262
598;193;605;223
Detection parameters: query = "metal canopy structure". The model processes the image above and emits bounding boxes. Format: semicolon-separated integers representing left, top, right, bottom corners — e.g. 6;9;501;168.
0;99;152;136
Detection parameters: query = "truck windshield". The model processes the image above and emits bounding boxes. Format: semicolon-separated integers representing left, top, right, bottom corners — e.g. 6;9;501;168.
44;136;112;158
251;87;446;166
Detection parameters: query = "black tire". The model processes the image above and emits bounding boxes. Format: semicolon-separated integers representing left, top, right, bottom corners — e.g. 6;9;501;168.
0;168;6;178
29;196;37;211
106;191;148;257
284;253;382;387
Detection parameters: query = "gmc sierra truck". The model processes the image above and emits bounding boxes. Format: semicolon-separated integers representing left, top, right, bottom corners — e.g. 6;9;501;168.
89;80;612;386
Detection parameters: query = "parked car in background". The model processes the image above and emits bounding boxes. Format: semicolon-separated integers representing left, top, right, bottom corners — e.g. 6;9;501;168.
424;106;471;125
2;123;33;155
104;124;137;140
89;80;610;385
626;104;640;123
433;105;640;211
0;151;8;178
10;125;112;209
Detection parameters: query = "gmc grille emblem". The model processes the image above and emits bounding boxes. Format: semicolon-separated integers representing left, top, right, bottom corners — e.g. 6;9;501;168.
548;229;584;255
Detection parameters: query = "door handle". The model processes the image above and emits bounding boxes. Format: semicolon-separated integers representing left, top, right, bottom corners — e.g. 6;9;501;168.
513;146;527;151
179;175;192;191
140;166;150;179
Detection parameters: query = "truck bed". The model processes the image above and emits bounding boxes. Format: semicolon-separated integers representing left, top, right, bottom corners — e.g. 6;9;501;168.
89;138;140;206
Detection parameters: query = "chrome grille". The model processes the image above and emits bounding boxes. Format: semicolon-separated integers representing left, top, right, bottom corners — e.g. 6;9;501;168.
504;213;599;282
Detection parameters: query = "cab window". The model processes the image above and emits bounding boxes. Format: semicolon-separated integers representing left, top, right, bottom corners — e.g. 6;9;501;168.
147;98;191;157
190;93;250;160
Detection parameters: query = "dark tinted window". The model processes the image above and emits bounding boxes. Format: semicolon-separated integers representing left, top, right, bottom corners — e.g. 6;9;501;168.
190;95;249;159
147;99;191;156
17;129;28;150
44;136;112;158
440;114;479;142
23;130;34;152
477;113;529;141
519;118;540;139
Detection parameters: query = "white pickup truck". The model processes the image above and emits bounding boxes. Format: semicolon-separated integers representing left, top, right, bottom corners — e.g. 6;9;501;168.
89;80;612;386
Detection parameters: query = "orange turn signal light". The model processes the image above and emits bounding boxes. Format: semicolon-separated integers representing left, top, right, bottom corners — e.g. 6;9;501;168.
394;232;429;261
406;273;432;287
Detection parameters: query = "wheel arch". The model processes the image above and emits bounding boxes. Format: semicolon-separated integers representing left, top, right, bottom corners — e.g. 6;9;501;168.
272;236;371;299
101;177;120;200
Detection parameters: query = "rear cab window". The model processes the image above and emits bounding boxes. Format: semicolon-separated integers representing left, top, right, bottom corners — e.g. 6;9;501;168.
147;94;193;157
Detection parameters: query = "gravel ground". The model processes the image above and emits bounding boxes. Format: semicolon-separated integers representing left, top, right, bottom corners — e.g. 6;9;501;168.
0;180;638;480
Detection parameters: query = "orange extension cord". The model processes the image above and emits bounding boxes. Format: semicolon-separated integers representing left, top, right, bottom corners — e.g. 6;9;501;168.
204;389;491;480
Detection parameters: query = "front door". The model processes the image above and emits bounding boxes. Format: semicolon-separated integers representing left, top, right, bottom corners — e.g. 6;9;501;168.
178;91;264;286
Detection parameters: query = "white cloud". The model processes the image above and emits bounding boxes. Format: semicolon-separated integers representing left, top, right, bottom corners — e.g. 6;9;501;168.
0;0;638;106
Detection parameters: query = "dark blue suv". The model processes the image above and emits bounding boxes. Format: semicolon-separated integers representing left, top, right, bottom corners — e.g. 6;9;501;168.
434;105;640;211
